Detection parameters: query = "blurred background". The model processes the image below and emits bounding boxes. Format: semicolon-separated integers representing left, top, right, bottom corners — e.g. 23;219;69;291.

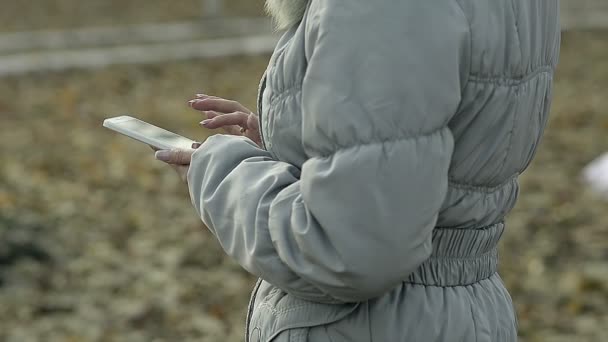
0;1;606;341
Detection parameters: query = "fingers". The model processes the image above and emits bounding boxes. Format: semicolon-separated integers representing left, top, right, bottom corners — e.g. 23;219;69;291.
246;114;260;132
222;125;244;136
200;111;249;130
155;149;194;165
202;110;220;119
190;97;251;114
200;110;247;135
188;94;257;137
195;93;218;100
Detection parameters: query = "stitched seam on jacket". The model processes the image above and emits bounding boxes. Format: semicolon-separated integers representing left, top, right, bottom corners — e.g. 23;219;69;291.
510;0;523;72
470;299;480;342
499;86;520;175
267;87;450;157
447;174;518;193
258;302;311;315
425;248;497;261
268;84;302;106
404;272;497;288
435;221;504;231
468;66;552;85
326;326;337;342
313;126;447;158
453;0;472;93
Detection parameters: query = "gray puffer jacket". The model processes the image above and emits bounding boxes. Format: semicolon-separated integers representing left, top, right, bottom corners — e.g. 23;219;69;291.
187;0;561;341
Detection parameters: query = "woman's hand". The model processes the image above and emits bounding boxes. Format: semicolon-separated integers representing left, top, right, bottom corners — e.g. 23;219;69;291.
153;142;201;183
156;94;262;183
189;94;263;147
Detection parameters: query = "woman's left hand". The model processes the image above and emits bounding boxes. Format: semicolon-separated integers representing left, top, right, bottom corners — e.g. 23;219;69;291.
153;142;201;183
189;94;263;147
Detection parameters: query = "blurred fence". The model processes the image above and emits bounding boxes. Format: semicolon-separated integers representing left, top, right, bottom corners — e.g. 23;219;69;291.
0;0;606;76
201;0;223;16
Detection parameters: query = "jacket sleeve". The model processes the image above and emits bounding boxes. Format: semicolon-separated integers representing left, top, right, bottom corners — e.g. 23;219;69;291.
187;0;469;303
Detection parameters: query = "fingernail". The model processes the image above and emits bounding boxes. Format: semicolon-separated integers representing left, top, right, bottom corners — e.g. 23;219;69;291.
200;119;211;127
195;94;206;98
188;99;196;107
155;150;170;161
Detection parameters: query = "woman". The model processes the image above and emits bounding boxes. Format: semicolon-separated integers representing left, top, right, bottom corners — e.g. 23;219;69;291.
155;0;561;340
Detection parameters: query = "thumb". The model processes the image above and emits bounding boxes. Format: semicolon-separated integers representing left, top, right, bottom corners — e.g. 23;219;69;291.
155;149;193;165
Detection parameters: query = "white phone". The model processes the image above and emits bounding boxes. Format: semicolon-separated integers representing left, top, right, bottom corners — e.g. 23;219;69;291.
103;115;196;150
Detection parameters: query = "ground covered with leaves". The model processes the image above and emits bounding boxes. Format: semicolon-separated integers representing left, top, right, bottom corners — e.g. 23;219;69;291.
0;29;607;341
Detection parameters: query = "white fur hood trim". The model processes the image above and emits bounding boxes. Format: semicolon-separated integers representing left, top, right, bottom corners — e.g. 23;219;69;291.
265;0;309;30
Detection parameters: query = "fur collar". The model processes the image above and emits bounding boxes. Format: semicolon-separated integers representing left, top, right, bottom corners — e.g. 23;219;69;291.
265;0;309;30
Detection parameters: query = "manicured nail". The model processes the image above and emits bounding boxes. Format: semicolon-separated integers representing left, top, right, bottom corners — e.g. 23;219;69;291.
155;150;170;161
200;119;211;127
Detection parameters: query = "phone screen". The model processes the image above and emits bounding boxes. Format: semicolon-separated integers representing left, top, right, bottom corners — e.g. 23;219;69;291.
104;116;195;150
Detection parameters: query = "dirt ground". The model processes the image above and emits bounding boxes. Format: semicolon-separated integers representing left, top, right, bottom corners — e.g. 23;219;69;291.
0;7;607;342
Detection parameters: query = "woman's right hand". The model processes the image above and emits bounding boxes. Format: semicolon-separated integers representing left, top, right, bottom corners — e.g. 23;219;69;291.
189;94;263;148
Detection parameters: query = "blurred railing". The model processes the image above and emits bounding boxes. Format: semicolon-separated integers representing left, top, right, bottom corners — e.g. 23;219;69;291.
0;0;606;76
0;10;277;76
202;0;223;17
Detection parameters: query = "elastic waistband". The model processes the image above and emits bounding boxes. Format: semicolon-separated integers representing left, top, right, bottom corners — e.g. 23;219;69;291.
404;222;504;287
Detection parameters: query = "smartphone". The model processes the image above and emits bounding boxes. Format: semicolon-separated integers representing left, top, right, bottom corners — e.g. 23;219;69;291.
103;115;196;150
